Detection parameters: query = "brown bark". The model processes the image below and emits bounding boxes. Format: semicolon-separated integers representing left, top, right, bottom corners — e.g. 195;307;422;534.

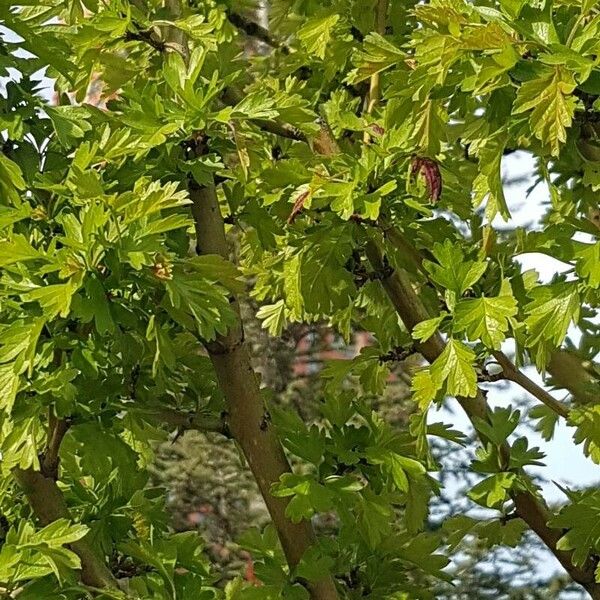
190;183;339;600
13;467;118;590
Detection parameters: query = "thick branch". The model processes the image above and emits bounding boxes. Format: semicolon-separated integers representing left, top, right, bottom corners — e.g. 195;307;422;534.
13;412;116;590
189;182;339;600
161;4;337;590
548;349;598;405
12;468;118;590
161;4;337;592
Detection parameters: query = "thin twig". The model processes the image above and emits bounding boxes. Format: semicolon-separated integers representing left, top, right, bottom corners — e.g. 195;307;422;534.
138;407;231;438
221;87;306;141
227;11;290;54
492;351;569;419
363;0;388;142
124;28;166;52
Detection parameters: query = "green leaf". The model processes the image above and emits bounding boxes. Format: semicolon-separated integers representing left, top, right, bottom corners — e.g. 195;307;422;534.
499;0;527;18
550;489;600;567
21;280;80;320
0;153;27;205
366;448;425;493
256;300;287;337
453;293;518;349
346;32;405;83
297;14;340;59
405;475;435;534
529;404;559;441
411;368;442;409
355;490;393;549
473;406;520;447
272;474;334;523
412;313;448;343
575;241;600;289
32;519;89;548
46;106;92;147
165;267;238;341
513;66;577;156
569;405;600;464
295;227;356;315
430;339;478;398
468;473;516;508
0;362;20;414
472;131;511;220
0;235;43;267
0;205;31;229
444;515;527;550
524;283;580;369
424;241;487;300
85;277;115;335
413;98;446;156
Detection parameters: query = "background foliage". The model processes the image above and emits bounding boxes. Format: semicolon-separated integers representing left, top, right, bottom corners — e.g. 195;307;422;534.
0;0;599;599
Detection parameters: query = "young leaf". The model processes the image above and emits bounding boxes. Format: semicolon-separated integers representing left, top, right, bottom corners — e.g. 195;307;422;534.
430;339;478;398
453;293;518;349
513;66;578;157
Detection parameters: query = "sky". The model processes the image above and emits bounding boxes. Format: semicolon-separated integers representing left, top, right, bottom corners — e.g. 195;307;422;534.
429;152;598;594
431;151;599;504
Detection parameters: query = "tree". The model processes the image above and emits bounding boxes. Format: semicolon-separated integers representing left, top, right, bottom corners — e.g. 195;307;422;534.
0;0;599;599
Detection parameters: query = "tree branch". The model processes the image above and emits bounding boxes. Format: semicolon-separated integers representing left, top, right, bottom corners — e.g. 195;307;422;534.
124;27;166;52
226;10;290;54
221;87;307;141
548;349;599;406
365;0;388;116
492;351;570;418
363;239;600;598
137;406;231;437
12;409;117;590
161;1;338;596
188;182;339;600
41;413;70;480
12;468;118;590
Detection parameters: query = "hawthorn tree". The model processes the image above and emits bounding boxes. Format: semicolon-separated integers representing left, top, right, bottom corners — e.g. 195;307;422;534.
0;0;599;599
